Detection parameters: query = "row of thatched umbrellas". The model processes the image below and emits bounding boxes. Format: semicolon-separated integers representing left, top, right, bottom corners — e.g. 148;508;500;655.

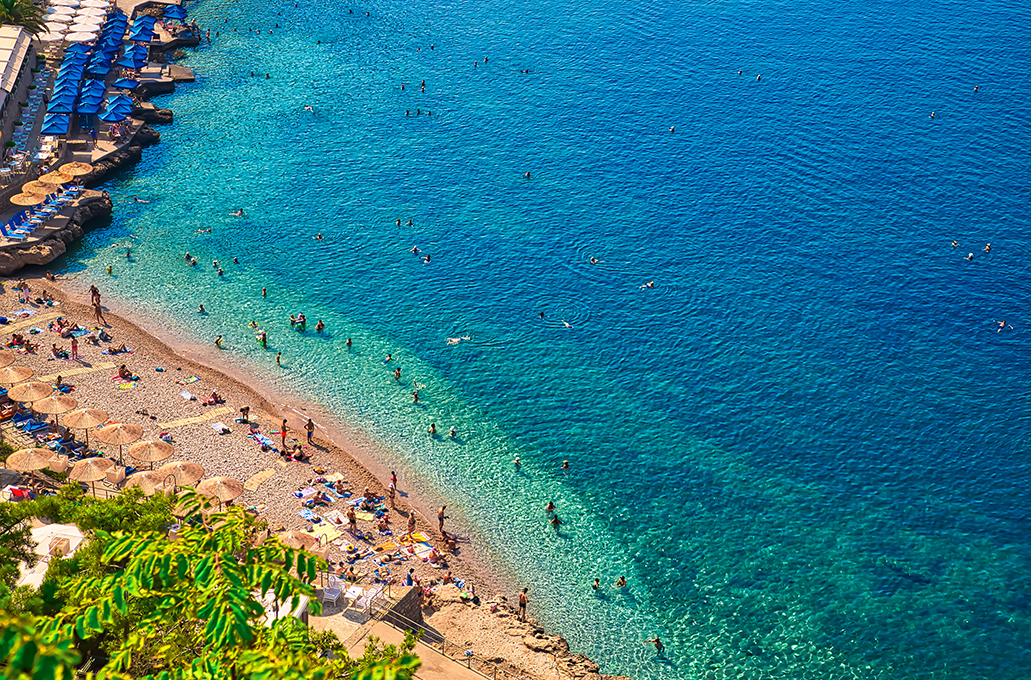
8;162;93;208
0;350;245;505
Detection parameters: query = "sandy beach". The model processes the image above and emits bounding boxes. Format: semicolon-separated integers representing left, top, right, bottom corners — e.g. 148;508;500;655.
2;274;627;679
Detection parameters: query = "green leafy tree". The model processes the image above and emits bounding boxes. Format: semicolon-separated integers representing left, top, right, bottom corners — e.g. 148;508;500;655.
0;489;421;679
0;0;45;35
0;502;36;597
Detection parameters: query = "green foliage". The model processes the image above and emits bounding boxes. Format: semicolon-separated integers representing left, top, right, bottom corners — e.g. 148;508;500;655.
0;440;15;465
0;612;80;680
0;503;36;592
0;0;45;35
0;491;422;680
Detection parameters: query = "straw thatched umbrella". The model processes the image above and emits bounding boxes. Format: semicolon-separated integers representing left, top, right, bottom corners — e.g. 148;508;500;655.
0;365;32;384
22;181;61;196
9;193;45;206
6;448;54;472
8;382;54;403
59;162;93;176
122;469;169;495
95;423;143;465
69;457;113;497
278;531;317;551
127;440;173;470
0;350;14;369
156;460;204;488
37;171;74;185
32;394;77;416
62;408;108;448
197;476;244;510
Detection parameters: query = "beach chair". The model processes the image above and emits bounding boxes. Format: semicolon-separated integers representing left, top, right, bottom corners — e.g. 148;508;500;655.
23;420;48;434
355;584;385;614
321;578;342;606
0;223;27;240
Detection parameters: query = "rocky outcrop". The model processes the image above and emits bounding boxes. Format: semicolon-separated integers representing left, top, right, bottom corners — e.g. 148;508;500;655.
80;126;160;187
132;105;173;125
137;80;175;98
0;194;113;275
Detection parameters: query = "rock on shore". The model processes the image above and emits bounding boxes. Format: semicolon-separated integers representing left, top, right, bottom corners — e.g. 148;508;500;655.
80;125;161;187
0;193;113;275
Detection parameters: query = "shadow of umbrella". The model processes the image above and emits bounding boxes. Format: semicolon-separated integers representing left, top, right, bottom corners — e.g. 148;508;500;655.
32;394;78;438
69;457;113;497
95;423;143;465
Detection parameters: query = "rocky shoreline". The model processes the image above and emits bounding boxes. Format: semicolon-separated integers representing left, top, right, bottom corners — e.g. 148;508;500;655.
0;192;113;275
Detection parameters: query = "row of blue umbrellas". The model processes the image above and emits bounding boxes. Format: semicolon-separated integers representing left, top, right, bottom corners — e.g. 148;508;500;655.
128;15;156;42
164;5;187;22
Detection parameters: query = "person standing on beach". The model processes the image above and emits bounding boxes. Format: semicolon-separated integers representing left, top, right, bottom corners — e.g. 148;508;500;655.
347;506;357;535
305;418;315;444
280;419;288;450
89;285;100;305
518;588;528;622
93;302;105;325
391;470;397;489
388;481;396;507
438;506;447;535
276;351;281;365
406;511;417;538
70;336;79;361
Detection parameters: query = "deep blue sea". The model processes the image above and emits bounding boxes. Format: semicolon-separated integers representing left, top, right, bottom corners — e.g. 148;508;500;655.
54;0;1031;676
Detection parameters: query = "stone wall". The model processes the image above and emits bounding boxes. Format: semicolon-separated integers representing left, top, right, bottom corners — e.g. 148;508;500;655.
382;585;424;632
0;193;113;275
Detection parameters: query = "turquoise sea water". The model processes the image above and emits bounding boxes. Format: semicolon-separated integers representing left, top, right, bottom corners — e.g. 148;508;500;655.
53;0;1031;676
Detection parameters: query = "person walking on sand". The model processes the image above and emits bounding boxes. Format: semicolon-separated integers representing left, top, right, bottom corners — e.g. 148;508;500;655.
70;336;79;361
305;418;315;444
388;481;396;507
407;511;417;538
280;419;288;449
438;505;447;534
93;302;106;325
518;588;528;621
90;285;101;305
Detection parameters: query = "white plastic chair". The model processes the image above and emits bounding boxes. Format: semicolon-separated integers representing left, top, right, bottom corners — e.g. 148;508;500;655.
321;582;342;605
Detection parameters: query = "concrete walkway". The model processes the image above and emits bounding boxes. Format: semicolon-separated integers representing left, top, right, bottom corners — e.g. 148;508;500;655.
346;620;489;680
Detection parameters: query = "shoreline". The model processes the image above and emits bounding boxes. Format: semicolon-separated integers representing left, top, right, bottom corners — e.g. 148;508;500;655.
50;273;523;601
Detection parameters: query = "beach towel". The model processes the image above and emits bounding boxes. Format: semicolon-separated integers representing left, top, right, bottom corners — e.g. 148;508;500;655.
70;329;90;337
117;381;137;390
355;511;375;521
11;309;34;316
180;391;195;400
177;376;200;385
295;487;316;499
407;532;432;543
324;472;345;482
324;509;346;525
298;508;317;521
307;524;343;542
210;422;230;434
247;504;267;513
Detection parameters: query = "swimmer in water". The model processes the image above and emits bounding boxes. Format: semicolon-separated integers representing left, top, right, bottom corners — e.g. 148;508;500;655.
304;104;313;112
951;241;958;247
514;456;520;466
411;246;420;254
132;196;150;203
449;426;456;438
984;243;991;252
316;319;325;332
106;265;112;275
669;126;674;132
231;209;244;217
314;233;323;241
966;253;974;261
524;171;531;179
199;304;206;314
215;335;223;348
539;311;545;319
423;255;431;263
126;248;131;258
562;320;572;329
996;320;1012;332
640;281;655;289
589;256;598;264
561;460;570;471
384;353;392;363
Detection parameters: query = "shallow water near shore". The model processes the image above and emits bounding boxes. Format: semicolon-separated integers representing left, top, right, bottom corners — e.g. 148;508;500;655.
54;0;1031;676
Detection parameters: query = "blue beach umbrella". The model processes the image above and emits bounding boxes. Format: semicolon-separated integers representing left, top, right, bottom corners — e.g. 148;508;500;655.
116;55;147;68
164;6;187;21
127;28;154;41
75;100;101;115
111;78;138;90
47;100;73;115
123;45;147;59
40;114;70;135
64;42;90;54
97;109;128;123
86;64;111;76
